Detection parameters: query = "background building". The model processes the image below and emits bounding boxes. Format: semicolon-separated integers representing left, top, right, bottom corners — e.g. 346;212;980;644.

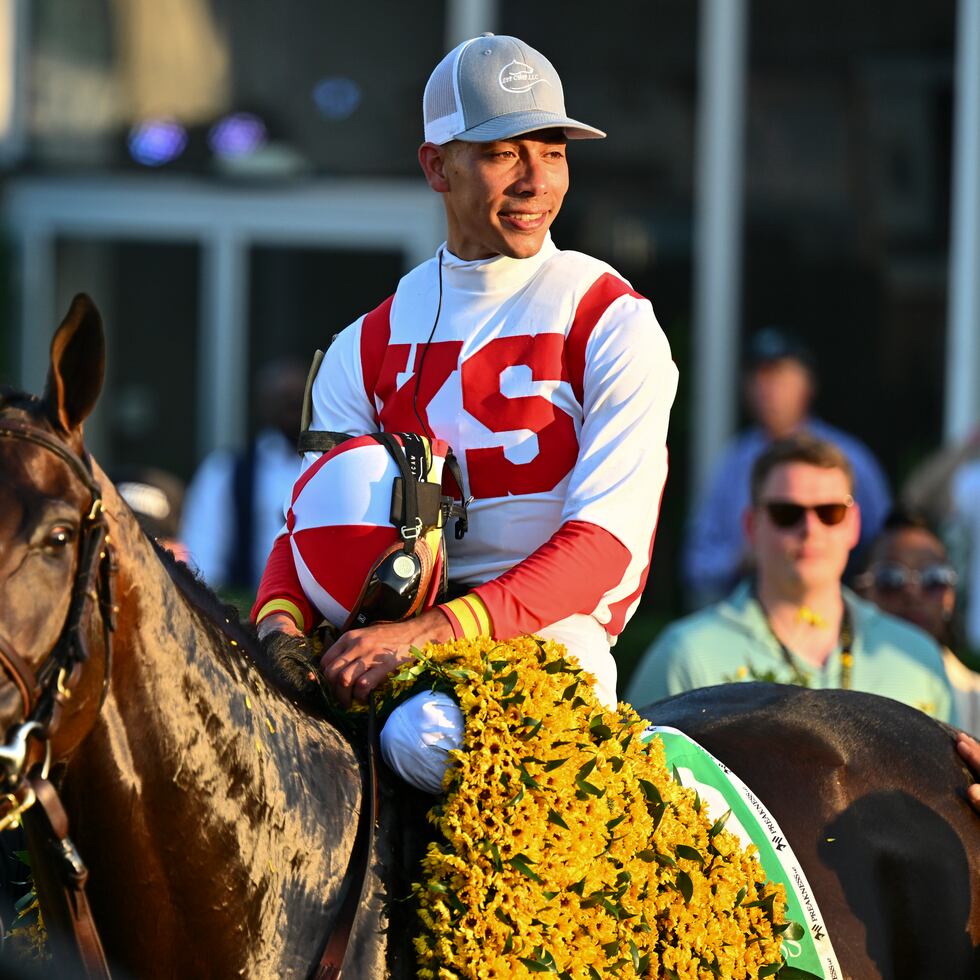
0;0;977;661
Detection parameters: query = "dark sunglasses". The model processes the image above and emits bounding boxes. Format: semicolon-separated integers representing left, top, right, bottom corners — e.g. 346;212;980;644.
867;563;958;594
761;496;854;529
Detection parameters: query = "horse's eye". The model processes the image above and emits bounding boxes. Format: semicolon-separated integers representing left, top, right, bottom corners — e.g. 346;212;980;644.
45;525;76;550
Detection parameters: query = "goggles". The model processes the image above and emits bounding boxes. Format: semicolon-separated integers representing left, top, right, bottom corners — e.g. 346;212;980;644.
864;563;957;595
761;495;854;529
352;544;429;628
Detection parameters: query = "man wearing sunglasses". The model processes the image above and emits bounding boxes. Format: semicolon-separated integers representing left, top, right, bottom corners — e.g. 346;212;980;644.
682;329;891;609
627;434;955;725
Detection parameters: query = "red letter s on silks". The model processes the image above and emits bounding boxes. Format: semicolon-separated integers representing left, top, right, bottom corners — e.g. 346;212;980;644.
462;334;578;498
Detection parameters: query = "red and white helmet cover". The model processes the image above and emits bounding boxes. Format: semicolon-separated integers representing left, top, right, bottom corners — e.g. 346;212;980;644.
286;434;449;629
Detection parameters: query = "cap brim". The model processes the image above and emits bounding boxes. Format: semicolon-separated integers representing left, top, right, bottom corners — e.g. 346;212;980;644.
453;109;606;142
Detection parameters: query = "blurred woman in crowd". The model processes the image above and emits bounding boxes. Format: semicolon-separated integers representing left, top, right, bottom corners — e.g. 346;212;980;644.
857;509;980;735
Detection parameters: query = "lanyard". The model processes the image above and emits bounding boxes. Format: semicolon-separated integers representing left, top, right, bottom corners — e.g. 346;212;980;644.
758;599;855;690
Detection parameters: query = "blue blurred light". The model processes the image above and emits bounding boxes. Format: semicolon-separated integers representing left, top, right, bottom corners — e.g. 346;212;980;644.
312;77;362;120
208;112;268;158
127;119;187;167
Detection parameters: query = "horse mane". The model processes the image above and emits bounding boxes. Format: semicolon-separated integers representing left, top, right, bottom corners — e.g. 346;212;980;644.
152;542;332;719
152;541;255;647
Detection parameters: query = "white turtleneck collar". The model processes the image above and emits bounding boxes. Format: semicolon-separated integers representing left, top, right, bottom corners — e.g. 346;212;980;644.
437;234;558;295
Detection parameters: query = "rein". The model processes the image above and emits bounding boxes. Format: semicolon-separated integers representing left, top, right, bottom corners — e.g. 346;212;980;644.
0;417;116;978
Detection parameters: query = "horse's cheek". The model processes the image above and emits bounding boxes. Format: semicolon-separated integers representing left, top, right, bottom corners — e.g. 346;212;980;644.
2;553;73;655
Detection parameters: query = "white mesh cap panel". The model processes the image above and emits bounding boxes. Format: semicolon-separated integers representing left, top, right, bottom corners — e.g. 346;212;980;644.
423;39;477;145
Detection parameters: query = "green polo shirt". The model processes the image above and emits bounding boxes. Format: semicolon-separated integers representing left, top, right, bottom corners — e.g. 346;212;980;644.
626;580;956;724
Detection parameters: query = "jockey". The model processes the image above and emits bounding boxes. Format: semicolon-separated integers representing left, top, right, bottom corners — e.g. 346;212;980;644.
253;34;679;793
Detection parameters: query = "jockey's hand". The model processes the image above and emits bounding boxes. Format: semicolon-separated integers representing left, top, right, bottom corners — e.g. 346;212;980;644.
955;732;980;814
320;609;454;709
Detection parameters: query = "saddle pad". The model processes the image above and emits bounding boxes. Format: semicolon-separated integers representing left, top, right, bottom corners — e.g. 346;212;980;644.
642;726;843;980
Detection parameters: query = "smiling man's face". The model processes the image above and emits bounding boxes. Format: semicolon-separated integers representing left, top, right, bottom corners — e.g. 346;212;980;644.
420;129;569;260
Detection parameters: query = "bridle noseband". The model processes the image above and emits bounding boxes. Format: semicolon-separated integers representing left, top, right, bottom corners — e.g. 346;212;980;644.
0;416;116;825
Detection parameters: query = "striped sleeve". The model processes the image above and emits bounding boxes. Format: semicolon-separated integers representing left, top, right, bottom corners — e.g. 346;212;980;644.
438;593;494;639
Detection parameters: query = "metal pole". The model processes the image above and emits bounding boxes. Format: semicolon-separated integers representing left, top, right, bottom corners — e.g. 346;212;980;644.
0;0;29;165
16;229;54;391
945;0;980;441
445;0;499;49
692;0;748;492
198;233;248;457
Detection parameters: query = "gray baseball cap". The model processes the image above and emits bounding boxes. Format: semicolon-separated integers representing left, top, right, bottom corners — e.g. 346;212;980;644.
423;34;606;145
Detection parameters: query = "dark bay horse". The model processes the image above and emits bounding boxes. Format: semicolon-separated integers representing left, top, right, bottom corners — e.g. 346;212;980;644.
0;295;978;978
0;296;421;978
647;684;980;978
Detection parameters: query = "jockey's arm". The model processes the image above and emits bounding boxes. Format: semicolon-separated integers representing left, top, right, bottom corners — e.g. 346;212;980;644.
955;732;980;814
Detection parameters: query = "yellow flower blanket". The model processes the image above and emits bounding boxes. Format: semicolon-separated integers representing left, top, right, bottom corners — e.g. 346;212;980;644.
378;636;788;979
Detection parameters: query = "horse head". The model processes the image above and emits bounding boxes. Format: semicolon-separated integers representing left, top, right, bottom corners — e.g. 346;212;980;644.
0;294;113;812
0;296;410;977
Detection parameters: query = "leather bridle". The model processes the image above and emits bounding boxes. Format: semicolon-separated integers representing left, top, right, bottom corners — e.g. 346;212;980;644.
0;415;116;977
0;414;376;978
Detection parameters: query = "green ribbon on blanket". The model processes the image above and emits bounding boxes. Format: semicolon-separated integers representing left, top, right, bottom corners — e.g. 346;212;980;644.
642;726;842;980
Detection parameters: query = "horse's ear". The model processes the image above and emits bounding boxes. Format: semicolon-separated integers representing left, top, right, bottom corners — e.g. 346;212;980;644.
43;294;105;434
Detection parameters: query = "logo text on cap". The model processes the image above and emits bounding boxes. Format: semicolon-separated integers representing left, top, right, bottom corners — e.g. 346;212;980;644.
498;60;550;94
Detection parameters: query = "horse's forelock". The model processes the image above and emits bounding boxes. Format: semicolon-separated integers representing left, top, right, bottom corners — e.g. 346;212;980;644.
0;385;44;418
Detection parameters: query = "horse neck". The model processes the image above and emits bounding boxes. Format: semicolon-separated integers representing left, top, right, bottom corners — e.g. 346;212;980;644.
61;475;363;975
94;472;327;761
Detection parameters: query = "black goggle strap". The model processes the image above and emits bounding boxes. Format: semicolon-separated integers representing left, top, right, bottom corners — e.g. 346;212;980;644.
399;432;429;482
372;432;422;555
396;432;452;544
441;450;470;541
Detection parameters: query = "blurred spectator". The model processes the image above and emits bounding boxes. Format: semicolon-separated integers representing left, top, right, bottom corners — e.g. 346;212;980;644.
628;434;954;723
682;328;891;608
855;509;980;736
114;465;189;563
902;426;980;652
181;357;306;596
901;424;980;527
